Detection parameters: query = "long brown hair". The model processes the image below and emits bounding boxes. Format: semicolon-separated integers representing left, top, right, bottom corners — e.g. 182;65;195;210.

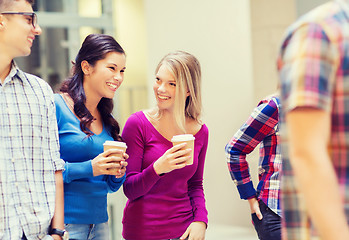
60;34;125;141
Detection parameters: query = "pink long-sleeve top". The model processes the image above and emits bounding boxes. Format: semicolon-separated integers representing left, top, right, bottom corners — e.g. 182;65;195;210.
122;111;208;240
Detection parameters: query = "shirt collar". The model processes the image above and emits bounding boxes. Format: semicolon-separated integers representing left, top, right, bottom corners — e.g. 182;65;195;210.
3;61;28;86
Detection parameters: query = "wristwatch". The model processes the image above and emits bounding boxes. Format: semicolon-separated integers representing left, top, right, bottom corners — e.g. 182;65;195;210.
49;228;69;240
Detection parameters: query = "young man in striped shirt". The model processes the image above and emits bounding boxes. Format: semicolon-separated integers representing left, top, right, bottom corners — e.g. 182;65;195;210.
0;0;65;239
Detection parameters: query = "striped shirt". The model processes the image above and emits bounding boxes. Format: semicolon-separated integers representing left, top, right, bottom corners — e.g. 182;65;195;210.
278;0;349;239
0;62;65;239
225;95;282;216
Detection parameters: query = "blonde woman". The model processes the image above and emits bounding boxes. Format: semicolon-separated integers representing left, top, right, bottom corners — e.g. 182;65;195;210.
122;51;208;240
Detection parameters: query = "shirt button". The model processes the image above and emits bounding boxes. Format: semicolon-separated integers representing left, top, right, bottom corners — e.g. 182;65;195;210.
11;158;15;163
15;182;19;187
38;233;45;239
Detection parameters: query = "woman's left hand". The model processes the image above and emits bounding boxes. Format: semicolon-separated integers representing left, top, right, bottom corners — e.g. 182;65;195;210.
180;221;206;240
115;152;129;178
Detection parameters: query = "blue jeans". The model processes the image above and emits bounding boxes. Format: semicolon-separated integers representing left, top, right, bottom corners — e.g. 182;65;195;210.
251;200;281;240
65;222;109;240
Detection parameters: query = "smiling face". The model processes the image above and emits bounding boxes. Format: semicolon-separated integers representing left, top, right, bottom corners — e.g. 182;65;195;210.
153;64;177;112
83;51;126;101
0;0;42;58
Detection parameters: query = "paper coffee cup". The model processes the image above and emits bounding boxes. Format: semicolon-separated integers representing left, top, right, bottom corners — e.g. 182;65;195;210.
171;134;195;165
103;140;127;158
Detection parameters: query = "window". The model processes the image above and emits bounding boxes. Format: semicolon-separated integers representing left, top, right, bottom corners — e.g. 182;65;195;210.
17;0;114;92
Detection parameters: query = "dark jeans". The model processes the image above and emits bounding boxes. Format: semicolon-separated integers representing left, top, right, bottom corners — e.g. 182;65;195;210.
251;200;281;240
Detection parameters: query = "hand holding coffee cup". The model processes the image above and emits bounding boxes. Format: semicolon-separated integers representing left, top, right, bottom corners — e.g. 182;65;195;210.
91;141;128;177
171;134;195;165
153;142;193;175
103;141;128;176
91;149;125;176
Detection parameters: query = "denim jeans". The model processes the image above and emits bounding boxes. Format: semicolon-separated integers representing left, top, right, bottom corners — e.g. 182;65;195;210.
65;222;109;240
251;200;281;240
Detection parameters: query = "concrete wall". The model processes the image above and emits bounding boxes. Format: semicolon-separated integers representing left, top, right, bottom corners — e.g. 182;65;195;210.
251;0;296;103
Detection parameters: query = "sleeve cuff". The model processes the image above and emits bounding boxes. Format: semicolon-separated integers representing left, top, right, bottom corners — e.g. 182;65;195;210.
53;158;65;171
106;174;126;193
149;162;163;179
110;174;126;183
237;181;256;199
193;213;208;226
63;160;93;183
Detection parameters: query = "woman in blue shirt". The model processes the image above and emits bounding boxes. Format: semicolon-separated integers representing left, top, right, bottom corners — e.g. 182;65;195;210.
54;34;128;240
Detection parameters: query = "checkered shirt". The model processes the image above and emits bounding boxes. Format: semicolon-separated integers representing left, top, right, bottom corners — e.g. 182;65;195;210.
225;95;282;216
0;62;65;239
278;0;349;239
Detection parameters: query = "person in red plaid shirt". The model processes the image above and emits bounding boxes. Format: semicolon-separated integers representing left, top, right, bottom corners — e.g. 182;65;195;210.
225;93;281;240
278;0;349;239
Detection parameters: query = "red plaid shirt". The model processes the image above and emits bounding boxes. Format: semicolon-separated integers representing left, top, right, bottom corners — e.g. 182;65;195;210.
225;95;281;216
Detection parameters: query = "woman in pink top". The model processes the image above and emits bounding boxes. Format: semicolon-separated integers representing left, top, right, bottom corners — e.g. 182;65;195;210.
122;51;208;240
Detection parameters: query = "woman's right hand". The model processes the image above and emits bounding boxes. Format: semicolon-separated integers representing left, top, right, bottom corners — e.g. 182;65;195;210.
153;143;192;175
91;149;127;176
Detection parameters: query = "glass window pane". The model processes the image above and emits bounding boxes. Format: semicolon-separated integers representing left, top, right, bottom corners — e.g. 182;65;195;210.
16;27;69;92
33;0;64;12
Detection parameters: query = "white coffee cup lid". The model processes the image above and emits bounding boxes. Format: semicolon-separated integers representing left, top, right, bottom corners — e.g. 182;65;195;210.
103;141;127;148
171;134;195;142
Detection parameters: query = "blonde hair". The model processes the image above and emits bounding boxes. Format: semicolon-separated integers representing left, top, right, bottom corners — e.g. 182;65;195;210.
154;51;202;133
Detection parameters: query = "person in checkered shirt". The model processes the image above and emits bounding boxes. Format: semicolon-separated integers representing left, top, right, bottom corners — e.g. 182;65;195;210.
0;0;64;239
225;93;282;240
278;0;349;239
